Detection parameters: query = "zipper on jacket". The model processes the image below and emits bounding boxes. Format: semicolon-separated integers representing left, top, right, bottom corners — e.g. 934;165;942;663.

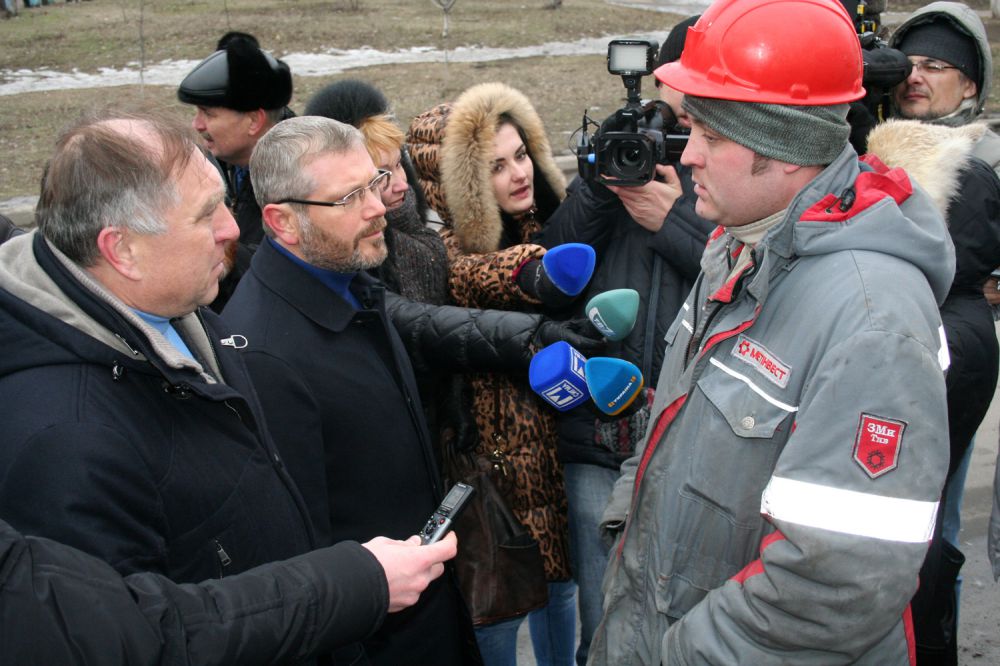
685;250;759;366
685;300;723;367
214;539;232;576
195;309;226;379
114;333;141;356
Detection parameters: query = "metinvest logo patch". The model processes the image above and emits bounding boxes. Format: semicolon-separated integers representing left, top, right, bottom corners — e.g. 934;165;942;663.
731;334;791;389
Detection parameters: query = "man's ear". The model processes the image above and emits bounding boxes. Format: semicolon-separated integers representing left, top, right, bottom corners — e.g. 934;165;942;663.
262;203;301;246
95;226;143;280
247;109;270;139
962;79;978;101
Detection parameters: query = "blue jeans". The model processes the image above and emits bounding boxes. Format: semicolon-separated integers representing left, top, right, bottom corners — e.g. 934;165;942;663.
943;437;974;546
942;436;974;620
474;580;577;666
564;463;619;666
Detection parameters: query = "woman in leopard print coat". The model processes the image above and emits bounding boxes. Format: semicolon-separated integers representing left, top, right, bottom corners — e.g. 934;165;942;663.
407;82;576;664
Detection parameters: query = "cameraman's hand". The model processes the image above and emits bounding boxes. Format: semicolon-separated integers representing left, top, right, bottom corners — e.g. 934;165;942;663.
607;164;682;233
533;317;606;356
362;533;457;613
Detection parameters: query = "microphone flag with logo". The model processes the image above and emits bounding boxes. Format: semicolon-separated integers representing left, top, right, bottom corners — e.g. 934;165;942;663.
529;341;590;411
585;357;644;415
586;289;639;341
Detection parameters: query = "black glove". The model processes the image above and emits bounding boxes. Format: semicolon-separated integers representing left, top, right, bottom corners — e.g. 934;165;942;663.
532;317;606;355
516;259;575;309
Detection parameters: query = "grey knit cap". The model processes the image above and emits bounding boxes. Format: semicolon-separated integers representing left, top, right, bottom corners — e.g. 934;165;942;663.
896;19;980;89
682;95;850;166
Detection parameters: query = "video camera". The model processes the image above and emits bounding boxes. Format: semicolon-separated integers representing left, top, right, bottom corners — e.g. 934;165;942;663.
576;39;690;187
840;0;912;119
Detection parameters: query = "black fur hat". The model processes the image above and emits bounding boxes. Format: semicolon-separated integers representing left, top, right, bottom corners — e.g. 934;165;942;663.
178;35;292;111
304;79;390;124
216;31;259;52
304;80;431;223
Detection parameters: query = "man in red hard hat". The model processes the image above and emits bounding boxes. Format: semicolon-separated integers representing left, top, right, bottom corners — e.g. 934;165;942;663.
589;0;955;663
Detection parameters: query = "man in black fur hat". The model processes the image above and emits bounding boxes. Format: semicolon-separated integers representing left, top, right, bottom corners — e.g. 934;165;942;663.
178;33;294;310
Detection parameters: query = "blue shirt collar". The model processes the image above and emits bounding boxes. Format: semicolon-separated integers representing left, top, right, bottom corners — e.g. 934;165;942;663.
131;308;196;361
267;237;361;309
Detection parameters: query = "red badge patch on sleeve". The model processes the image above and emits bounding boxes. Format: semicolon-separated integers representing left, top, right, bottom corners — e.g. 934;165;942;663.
854;414;906;478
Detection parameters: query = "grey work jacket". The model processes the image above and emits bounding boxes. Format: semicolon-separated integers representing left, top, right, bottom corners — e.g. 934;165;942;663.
590;145;955;665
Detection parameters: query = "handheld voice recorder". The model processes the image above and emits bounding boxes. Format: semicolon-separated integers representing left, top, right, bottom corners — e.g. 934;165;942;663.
419;482;475;544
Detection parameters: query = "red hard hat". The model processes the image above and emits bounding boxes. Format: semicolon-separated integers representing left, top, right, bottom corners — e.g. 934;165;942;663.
655;0;865;105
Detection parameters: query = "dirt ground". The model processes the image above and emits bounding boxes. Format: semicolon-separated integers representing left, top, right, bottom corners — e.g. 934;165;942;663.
0;0;668;201
3;0;1000;203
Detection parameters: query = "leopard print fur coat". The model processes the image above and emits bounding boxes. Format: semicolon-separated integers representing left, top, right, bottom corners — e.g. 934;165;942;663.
406;83;572;581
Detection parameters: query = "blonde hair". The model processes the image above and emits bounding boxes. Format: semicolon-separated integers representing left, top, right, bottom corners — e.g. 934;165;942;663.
357;113;404;164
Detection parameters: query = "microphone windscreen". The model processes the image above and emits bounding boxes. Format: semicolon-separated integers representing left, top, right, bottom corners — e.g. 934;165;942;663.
542;243;596;297
586;289;640;342
529;341;590;411
585;357;644;416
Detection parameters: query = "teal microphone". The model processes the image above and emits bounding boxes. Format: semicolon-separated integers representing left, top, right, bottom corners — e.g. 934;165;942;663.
585;289;639;342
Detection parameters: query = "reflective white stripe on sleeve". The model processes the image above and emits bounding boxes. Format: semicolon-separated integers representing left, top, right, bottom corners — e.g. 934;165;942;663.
761;476;938;543
937;325;950;371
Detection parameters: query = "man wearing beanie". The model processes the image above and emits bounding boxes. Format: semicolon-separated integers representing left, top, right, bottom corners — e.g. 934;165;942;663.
888;5;1000;663
890;1;1000;170
177;34;294;277
588;1;953;664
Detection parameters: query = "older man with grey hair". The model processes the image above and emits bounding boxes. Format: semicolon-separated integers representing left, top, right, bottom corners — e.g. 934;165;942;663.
225;115;609;664
224;114;480;664
0;108;460;663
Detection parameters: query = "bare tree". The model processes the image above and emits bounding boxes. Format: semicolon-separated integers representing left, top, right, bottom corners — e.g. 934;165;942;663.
993;0;999;19
119;0;147;92
138;0;146;91
430;0;457;38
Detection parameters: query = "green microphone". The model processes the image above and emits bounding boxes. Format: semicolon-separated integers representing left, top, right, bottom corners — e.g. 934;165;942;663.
585;289;639;342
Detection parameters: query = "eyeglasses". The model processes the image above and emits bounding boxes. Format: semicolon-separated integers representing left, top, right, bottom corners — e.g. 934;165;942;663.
909;59;960;75
276;169;391;209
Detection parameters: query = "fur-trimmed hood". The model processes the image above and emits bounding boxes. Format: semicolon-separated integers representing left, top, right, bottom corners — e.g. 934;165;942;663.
867;118;1000;293
407;83;566;254
866;118;985;217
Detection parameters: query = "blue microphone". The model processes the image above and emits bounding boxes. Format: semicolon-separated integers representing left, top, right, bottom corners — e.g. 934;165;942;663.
585;357;644;416
529;341;590;411
586;289;640;342
542;243;596;297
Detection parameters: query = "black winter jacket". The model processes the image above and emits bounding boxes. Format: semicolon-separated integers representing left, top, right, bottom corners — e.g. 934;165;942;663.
0;519;387;665
222;240;504;665
939;157;1000;465
538;173;714;469
0;233;315;585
